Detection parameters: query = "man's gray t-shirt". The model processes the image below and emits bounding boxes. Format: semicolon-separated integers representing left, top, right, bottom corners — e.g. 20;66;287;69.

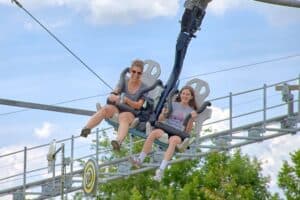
165;102;194;131
116;77;148;101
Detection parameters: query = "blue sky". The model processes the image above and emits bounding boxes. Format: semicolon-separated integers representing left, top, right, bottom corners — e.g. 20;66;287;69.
0;0;299;197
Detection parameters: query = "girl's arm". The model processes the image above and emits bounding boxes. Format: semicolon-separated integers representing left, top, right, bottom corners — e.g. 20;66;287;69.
158;108;168;122
185;111;197;133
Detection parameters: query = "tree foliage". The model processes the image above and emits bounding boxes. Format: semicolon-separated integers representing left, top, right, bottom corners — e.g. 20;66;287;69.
93;150;277;200
278;149;300;200
74;129;280;199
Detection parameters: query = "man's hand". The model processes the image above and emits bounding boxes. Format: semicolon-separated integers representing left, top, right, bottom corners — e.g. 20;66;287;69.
108;94;120;103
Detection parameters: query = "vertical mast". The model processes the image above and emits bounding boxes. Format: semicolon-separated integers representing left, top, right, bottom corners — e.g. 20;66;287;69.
153;0;212;121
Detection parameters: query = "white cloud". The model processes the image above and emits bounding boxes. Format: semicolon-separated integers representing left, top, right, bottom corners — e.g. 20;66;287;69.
208;0;246;15
0;145;49;200
203;106;230;133
201;106;300;196
24;21;34;31
4;0;300;26
5;0;180;25
23;18;68;32
256;3;300;26
7;0;75;9
0;0;9;5
243;129;300;196
87;0;179;25
34;122;55;138
208;0;300;26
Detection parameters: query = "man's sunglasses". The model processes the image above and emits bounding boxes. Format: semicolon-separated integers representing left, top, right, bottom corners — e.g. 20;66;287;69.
131;70;142;75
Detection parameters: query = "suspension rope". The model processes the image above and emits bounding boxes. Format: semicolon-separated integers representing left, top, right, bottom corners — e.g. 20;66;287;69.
11;0;113;90
181;53;300;80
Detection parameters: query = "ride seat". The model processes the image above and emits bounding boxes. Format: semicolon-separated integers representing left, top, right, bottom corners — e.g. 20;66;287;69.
141;60;164;110
98;60;163;129
156;78;212;151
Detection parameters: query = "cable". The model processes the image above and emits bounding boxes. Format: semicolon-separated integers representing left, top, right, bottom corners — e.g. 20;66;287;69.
1;51;298;117
0;93;109;116
11;0;113;90
180;53;300;80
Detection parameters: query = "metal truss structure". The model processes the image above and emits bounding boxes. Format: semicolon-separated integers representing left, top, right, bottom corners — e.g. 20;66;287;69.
0;77;299;199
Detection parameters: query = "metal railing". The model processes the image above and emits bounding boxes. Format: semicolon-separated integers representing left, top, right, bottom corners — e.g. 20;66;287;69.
0;76;299;199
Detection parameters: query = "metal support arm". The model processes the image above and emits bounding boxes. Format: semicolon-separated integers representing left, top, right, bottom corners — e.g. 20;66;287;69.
255;0;300;8
153;0;211;121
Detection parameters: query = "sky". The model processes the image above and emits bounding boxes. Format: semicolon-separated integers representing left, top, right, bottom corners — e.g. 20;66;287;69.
0;0;300;198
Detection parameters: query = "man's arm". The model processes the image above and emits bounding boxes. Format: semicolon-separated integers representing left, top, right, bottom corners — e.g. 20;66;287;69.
123;97;144;110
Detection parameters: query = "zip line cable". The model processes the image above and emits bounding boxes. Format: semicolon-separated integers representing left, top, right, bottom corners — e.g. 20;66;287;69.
180;53;300;80
11;0;113;90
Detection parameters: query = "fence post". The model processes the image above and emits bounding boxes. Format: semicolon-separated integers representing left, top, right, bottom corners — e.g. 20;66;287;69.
263;84;267;131
96;128;99;164
71;135;74;176
298;74;300;115
229;92;233;137
61;143;65;200
23;146;27;200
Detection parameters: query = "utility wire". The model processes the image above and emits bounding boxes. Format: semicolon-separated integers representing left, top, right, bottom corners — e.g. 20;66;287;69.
0;93;109;116
181;53;300;80
1;53;299;116
11;0;113;90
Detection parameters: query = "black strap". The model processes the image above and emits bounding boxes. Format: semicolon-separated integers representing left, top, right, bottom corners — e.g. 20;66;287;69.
154;121;190;140
110;91;119;95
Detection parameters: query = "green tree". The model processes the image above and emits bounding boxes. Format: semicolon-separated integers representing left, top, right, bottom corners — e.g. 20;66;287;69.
94;150;278;200
75;129;279;199
278;149;300;200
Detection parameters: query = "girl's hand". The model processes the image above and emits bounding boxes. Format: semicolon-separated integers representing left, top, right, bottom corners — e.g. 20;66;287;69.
162;107;168;114
191;111;198;120
162;108;169;116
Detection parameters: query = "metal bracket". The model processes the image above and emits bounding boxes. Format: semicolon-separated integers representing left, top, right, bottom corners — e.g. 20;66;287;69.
248;127;265;138
211;136;231;147
276;83;300;116
41;176;72;197
117;161;131;174
276;83;294;102
152;151;164;163
13;191;23;200
281;116;298;132
184;0;212;10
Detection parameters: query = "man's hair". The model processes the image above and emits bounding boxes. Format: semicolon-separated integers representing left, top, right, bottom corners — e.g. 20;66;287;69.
131;59;144;71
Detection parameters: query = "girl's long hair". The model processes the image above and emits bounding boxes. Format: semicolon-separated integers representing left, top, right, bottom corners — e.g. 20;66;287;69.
175;85;198;110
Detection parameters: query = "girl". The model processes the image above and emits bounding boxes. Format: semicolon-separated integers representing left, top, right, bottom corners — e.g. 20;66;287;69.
130;85;198;181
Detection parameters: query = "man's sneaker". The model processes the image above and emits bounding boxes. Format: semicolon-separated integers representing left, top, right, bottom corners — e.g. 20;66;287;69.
129;156;142;168
80;128;91;138
153;169;164;182
111;140;121;151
